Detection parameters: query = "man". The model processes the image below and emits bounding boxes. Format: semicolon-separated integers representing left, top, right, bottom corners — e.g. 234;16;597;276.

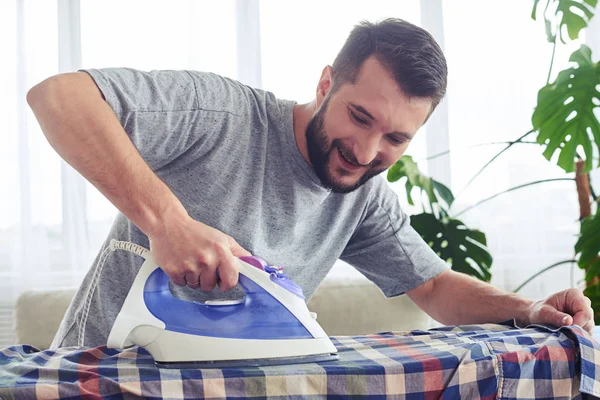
27;19;594;348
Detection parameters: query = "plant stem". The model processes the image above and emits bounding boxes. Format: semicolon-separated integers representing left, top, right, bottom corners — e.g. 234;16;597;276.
576;160;592;220
454;130;535;200
575;152;598;202
590;183;597;202
547;27;558;84
513;259;577;293
423;141;540;162
575;151;598;203
453;178;575;218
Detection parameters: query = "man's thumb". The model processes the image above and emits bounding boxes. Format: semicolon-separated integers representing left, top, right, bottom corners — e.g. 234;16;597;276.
557;313;572;326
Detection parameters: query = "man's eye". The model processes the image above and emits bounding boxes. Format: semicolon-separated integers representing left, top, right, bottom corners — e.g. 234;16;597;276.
350;111;369;125
388;136;406;145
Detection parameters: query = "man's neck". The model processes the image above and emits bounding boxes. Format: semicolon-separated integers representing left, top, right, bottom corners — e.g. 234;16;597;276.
292;102;316;165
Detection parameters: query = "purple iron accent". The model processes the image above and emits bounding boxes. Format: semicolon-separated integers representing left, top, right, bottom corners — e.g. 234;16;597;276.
239;256;267;270
256;263;305;300
237;257;305;300
263;265;282;275
143;268;312;339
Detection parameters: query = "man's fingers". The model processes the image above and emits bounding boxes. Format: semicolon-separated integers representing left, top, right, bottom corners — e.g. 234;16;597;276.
566;291;594;328
573;305;595;329
582;319;595;335
168;266;188;286
571;293;590;314
199;269;218;292
217;254;240;291
229;238;251;257
572;310;589;328
172;275;187;286
184;272;200;288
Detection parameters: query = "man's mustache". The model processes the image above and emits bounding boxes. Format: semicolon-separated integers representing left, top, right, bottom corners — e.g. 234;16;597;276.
333;141;381;168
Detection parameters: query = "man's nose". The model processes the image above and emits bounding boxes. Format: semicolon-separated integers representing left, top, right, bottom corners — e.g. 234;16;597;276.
352;135;380;166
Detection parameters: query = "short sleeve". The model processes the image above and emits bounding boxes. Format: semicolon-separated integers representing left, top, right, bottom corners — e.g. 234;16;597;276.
340;177;449;297
82;68;248;171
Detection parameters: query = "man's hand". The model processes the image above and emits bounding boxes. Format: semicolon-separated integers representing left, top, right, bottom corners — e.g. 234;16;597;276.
525;288;595;334
407;270;596;334
147;210;251;291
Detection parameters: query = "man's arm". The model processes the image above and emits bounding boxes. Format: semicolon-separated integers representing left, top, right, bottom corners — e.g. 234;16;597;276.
27;72;249;290
28;72;183;238
407;269;595;334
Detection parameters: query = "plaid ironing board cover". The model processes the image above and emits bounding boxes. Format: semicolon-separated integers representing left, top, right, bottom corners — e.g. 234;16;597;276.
0;323;598;399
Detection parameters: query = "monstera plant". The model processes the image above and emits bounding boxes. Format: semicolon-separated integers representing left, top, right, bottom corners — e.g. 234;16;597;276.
531;0;600;318
388;0;600;317
387;157;493;283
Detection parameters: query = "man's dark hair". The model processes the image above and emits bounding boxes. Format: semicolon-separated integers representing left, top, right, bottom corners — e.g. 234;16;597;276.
331;18;447;112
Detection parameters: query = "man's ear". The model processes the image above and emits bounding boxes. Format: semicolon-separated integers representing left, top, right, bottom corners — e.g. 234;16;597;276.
316;65;334;107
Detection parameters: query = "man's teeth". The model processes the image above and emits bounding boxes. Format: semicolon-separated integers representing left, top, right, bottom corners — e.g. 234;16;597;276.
339;148;357;165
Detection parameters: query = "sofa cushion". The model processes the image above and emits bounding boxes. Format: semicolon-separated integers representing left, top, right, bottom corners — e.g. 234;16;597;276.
307;262;431;335
15;289;76;350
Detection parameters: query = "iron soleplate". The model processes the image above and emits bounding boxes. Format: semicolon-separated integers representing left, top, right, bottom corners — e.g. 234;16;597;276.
155;352;339;369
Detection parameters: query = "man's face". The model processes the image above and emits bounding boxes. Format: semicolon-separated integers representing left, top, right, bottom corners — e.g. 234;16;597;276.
306;57;433;193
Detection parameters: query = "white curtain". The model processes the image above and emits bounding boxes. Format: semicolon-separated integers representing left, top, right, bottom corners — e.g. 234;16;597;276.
440;0;599;300
1;0;597;347
0;0;240;347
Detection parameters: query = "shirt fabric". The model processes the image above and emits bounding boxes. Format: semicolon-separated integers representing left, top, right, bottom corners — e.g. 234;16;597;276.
4;324;599;399
52;68;449;348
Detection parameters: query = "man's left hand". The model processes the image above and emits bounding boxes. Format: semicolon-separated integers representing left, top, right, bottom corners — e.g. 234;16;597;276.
526;288;595;335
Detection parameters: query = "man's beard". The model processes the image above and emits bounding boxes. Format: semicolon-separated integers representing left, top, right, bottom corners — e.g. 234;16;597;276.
305;97;385;193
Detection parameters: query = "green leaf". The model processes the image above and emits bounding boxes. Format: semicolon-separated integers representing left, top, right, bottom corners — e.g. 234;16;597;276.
575;212;600;283
535;0;597;42
532;45;600;173
531;0;545;20
387;156;435;201
433;181;455;208
387;156;454;210
583;282;600;319
532;0;558;41
556;0;596;41
387;162;405;182
545;19;556;42
410;213;493;282
585;258;600;281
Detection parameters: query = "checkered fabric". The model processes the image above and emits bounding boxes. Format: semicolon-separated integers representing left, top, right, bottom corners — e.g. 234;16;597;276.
0;323;598;399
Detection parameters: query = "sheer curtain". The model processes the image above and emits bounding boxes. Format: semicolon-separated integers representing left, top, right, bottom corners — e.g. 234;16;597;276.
1;0;598;347
0;0;239;347
441;0;598;300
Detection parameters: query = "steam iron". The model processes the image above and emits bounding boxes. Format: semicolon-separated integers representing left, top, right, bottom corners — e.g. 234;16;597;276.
106;240;339;368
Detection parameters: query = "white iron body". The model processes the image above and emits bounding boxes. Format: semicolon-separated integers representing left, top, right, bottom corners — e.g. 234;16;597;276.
107;248;337;364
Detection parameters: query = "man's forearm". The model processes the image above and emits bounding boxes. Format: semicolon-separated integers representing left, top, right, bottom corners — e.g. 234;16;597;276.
408;270;535;326
27;72;187;237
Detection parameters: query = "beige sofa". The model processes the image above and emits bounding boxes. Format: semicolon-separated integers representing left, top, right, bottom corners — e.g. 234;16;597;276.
15;262;432;349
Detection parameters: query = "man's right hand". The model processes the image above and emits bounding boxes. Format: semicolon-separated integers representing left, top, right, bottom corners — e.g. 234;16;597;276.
147;210;251;291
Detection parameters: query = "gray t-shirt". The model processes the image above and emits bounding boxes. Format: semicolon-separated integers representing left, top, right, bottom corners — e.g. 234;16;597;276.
52;68;448;348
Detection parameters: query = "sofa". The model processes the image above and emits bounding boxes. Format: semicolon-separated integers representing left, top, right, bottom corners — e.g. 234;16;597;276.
14;261;433;349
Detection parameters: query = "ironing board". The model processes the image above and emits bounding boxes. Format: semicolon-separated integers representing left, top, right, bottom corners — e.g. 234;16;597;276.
0;323;599;399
